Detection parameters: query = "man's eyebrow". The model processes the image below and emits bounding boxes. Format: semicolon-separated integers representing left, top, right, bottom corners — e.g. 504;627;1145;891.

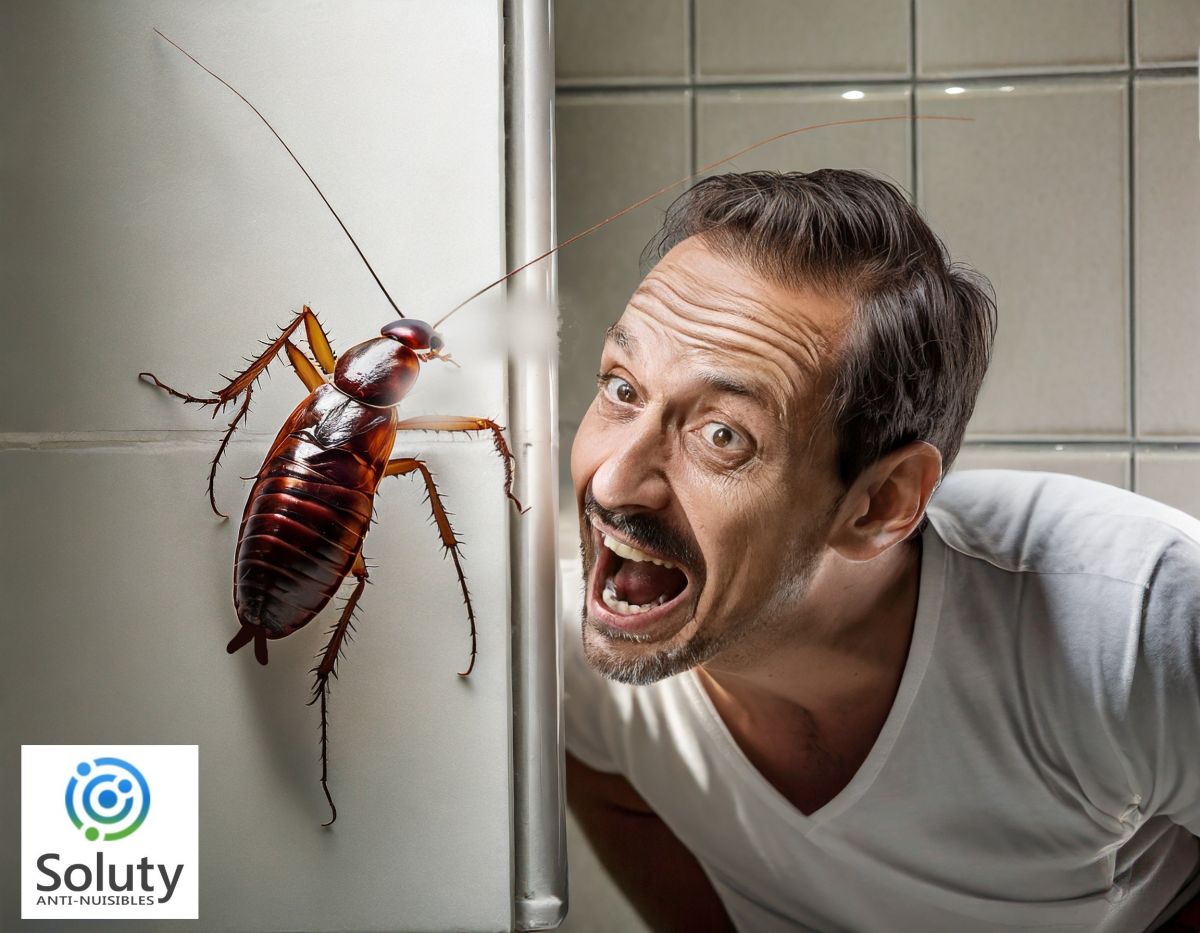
604;323;634;351
697;369;757;399
696;368;787;420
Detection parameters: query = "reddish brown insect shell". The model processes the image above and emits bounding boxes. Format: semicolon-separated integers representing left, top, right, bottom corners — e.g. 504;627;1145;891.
234;382;397;654
333;337;420;407
381;318;442;350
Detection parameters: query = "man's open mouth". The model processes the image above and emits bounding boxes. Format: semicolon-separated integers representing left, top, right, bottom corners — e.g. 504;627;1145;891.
588;524;692;629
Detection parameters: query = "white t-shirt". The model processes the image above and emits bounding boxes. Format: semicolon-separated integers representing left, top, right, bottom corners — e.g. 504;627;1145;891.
561;469;1200;932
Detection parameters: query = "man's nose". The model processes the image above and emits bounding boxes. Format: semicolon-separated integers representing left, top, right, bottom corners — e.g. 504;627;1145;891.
590;416;671;514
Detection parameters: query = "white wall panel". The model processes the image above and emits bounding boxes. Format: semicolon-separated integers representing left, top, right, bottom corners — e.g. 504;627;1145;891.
1;2;516;930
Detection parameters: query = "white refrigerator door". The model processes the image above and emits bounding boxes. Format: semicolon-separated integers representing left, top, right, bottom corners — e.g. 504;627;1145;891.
0;1;560;930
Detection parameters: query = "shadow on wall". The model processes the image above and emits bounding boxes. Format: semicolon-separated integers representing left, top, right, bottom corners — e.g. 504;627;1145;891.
560;812;651;933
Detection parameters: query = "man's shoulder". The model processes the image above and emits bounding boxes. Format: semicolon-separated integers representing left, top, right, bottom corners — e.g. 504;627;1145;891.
927;468;1200;589
924;471;1200;822
925;469;1200;733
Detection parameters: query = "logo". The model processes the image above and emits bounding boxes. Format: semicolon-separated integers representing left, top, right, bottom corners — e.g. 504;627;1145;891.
65;757;151;842
22;745;198;920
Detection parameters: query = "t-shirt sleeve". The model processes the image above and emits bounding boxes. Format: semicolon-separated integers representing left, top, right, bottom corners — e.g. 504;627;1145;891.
1125;536;1200;835
559;557;626;774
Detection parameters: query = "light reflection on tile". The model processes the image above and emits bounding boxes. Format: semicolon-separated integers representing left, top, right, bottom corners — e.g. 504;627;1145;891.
918;78;1128;437
696;86;912;190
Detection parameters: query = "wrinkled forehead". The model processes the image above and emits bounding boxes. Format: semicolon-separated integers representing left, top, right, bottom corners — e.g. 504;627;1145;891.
610;238;849;422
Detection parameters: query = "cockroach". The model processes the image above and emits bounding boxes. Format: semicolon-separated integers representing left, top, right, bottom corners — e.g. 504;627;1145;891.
140;29;968;826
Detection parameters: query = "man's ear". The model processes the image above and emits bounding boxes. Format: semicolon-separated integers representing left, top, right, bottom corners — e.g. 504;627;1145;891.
827;441;942;562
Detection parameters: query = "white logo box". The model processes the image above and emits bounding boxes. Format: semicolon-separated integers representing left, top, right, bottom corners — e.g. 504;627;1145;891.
21;744;199;920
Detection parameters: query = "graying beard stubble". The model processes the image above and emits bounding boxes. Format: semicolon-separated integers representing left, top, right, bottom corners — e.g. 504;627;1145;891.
580;531;826;687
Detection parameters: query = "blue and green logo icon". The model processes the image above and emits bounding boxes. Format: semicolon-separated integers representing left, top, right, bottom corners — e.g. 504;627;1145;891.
65;757;150;842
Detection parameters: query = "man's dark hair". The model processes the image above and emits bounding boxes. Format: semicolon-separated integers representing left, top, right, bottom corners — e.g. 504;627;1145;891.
643;169;998;540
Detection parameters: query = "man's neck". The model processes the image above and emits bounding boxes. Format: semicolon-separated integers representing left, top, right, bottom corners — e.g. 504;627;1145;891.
696;537;924;753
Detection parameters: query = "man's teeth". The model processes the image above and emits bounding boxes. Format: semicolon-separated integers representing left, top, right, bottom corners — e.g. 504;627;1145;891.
602;576;668;615
602;533;678;569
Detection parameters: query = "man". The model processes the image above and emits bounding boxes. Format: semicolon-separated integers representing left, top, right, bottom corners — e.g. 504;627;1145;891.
561;169;1200;932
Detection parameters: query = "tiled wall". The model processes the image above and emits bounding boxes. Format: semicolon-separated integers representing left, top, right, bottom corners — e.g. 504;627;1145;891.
554;2;1198;929
554;0;1200;514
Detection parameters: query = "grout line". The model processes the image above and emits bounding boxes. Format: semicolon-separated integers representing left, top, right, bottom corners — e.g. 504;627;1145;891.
1131;0;1140;69
555;65;1196;95
910;0;919;80
909;0;919;202
1127;0;1139;477
960;439;1200;449
915;65;1137;81
689;91;698;176
687;0;696;84
688;0;698;175
962;441;1135;448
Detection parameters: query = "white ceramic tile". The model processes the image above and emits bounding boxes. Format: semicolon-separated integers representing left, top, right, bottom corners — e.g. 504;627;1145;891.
917;0;1128;77
1134;77;1200;438
0;0;507;436
918;79;1129;438
1135;449;1200;518
696;86;912;187
555;92;691;432
949;444;1132;488
555;0;689;83
1136;0;1200;65
695;0;910;80
0;437;514;931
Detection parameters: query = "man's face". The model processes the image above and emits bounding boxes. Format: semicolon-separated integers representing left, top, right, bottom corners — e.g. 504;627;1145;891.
571;235;851;684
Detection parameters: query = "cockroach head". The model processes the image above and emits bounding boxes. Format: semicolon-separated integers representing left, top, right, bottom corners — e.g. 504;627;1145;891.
381;319;444;352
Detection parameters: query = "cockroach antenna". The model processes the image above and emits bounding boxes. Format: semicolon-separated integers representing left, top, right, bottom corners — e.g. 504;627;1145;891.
431;113;973;329
141;37;972;826
152;28;408;320
153;28;971;336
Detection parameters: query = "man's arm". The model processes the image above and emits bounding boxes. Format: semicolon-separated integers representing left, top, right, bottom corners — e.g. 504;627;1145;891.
566;752;736;933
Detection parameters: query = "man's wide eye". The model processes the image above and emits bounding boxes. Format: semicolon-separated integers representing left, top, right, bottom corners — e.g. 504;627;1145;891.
701;422;744;450
602;376;636;404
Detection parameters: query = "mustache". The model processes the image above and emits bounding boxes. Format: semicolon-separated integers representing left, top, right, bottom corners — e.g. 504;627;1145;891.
583;491;701;570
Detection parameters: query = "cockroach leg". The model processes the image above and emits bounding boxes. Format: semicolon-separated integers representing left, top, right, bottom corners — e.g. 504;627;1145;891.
207;387;254;518
384;457;478;676
216;306;319;401
394;416;526;514
284;339;326;392
307;550;369;828
142;306;338;516
139;307;308;412
137;371;221;407
301;305;337;374
318;688;335;827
